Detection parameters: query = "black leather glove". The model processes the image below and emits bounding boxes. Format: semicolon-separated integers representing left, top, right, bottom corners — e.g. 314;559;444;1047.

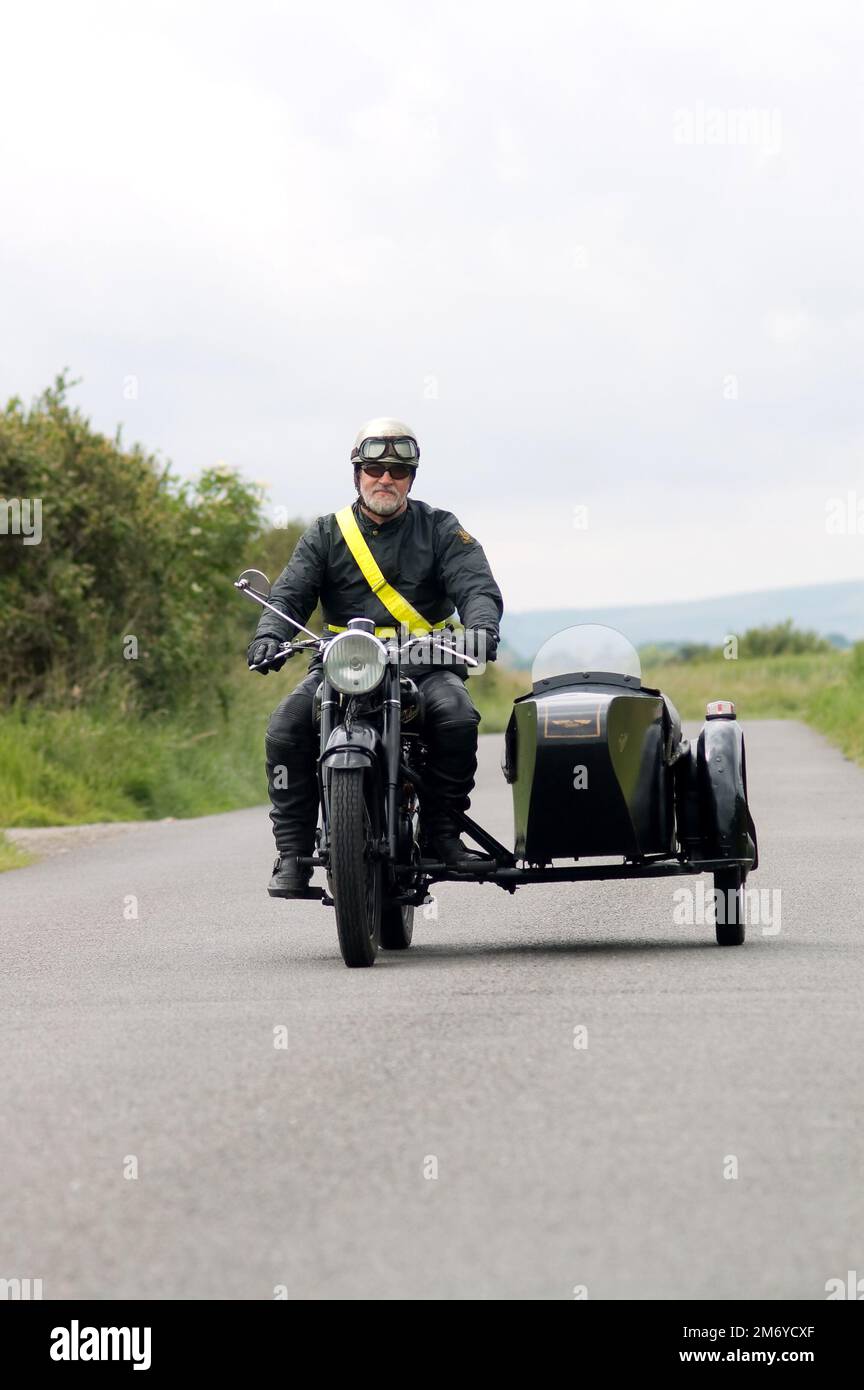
463;628;499;664
246;636;291;674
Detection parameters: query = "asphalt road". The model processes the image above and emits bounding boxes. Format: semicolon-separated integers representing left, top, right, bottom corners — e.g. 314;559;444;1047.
1;720;862;1301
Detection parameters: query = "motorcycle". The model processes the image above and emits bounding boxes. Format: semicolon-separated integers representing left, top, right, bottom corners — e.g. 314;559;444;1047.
237;572;758;967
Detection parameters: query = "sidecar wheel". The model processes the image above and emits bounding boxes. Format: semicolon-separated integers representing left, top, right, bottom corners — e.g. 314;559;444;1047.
714;867;745;946
330;767;381;968
381;901;414;950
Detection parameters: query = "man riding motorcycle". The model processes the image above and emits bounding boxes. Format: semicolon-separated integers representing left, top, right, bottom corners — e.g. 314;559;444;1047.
246;417;504;898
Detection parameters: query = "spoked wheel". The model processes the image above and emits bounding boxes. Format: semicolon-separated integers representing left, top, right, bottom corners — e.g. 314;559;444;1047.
714;866;746;946
329;767;382;968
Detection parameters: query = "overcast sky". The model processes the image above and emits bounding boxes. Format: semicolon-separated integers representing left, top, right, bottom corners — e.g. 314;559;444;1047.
2;0;862;610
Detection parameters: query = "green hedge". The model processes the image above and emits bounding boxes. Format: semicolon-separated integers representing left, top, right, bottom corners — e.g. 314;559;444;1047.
0;375;265;713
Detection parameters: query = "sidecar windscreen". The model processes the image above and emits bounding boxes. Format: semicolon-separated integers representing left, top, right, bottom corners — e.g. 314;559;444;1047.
532;624;641;689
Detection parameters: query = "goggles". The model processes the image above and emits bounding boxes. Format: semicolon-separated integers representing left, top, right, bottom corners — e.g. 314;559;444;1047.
352;436;419;464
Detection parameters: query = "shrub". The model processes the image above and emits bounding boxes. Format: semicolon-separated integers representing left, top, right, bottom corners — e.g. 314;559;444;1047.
738;619;831;658
0;375;265;713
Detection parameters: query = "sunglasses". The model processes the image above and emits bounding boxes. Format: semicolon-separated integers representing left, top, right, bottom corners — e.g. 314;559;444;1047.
359;461;415;481
353;436;420;463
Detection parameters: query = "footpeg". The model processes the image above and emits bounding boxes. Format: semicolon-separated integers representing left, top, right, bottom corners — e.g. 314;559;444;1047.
268;884;326;901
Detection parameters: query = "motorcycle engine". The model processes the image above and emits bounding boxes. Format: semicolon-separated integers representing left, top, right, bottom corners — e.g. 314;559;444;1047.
399;676;422;726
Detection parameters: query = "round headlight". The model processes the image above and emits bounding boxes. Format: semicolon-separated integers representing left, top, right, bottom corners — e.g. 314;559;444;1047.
324;631;387;695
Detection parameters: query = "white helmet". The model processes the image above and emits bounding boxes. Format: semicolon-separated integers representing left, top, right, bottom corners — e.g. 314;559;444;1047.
351;417;420;467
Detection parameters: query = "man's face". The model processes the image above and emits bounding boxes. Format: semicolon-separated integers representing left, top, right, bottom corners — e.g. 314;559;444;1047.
357;462;414;517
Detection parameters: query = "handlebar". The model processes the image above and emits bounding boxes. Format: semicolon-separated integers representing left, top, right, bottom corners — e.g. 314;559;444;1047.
236;577;480;668
400;633;480;667
249;634;479;671
247;637;321;671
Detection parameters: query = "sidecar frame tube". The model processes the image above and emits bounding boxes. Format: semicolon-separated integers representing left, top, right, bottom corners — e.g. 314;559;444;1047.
389;855;753;890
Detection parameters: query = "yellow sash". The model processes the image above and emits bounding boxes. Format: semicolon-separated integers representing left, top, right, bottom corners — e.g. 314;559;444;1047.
334;505;440;635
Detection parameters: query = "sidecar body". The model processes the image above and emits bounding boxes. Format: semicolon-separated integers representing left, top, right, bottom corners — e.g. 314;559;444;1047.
401;623;758;943
501;624;757;872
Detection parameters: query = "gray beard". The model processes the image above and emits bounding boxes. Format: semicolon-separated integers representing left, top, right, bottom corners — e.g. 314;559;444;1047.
358;482;406;518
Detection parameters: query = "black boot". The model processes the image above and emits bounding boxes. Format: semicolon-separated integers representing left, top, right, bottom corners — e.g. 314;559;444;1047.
423;830;489;865
419;808;489;865
264;743;320;896
266;747;318;847
268;851;314;899
419;700;486;864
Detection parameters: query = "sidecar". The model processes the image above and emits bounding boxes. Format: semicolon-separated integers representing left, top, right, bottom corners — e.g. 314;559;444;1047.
414;624;758;946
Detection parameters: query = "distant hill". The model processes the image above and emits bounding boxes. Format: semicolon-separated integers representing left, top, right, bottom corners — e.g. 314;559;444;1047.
500;579;864;666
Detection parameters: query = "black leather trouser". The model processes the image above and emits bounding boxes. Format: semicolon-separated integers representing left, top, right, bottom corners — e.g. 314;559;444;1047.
264;668;481;854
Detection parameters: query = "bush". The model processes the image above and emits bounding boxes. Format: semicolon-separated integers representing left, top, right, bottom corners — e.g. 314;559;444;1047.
0;375;265;713
676;641;718;663
738;619;831;658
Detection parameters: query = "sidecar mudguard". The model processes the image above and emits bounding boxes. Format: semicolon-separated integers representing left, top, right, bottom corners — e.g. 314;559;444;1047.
675;717;758;869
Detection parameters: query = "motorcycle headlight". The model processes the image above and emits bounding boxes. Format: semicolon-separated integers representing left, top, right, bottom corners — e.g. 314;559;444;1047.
323;631;387;695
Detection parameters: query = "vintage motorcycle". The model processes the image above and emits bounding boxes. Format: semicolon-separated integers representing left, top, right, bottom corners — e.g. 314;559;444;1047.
237;572;758;968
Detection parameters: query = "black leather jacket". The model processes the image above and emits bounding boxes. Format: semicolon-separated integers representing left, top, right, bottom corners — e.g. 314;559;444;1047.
254;497;504;653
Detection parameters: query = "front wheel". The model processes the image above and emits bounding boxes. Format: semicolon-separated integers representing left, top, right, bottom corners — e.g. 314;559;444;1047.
714;866;746;946
329;767;381;968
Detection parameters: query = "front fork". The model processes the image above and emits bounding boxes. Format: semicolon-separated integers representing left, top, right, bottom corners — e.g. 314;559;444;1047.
315;665;403;863
315;673;338;856
383;664;402;862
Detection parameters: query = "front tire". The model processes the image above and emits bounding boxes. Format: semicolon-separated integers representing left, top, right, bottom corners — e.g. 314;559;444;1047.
714;866;745;946
329;767;381;968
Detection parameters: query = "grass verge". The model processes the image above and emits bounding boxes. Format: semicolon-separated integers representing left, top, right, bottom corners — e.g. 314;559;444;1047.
1;648;859;865
0;659;528;839
0;832;32;871
642;648;864;762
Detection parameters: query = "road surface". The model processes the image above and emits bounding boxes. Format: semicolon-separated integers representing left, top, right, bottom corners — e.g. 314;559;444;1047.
1;721;862;1300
